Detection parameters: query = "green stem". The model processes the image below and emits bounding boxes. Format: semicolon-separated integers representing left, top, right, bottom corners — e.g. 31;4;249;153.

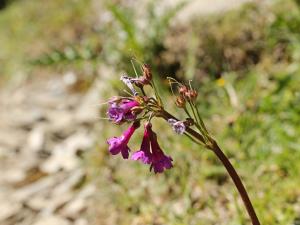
151;81;163;107
192;102;209;134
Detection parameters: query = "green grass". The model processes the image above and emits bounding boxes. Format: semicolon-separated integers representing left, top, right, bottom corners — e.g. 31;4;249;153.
89;64;300;224
86;1;300;225
0;0;94;81
1;0;300;224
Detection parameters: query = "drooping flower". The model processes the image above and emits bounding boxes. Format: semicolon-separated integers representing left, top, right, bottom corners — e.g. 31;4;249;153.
131;123;152;164
107;98;139;124
149;126;173;173
107;122;140;159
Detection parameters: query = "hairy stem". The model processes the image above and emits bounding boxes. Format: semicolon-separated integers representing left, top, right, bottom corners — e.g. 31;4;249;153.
160;110;260;225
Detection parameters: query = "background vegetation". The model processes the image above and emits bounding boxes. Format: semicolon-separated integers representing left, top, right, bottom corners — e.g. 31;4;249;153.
0;0;300;224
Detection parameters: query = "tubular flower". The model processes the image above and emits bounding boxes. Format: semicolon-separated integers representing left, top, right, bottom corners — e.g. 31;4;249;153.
107;99;140;124
131;123;152;164
107;122;140;159
149;126;173;173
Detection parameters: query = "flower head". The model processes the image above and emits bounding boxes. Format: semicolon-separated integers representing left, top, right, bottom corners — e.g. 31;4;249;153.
131;123;152;164
107;122;140;159
107;99;139;124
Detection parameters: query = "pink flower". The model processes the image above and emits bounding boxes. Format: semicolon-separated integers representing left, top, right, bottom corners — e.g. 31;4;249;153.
131;122;173;173
131;123;152;164
107;122;140;159
107;99;139;124
149;130;173;173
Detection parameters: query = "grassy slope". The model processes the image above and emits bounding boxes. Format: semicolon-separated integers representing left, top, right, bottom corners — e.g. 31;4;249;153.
0;0;299;224
89;2;300;225
0;0;92;81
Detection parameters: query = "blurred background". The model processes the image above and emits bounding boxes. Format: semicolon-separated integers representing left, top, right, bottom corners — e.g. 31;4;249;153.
0;0;300;224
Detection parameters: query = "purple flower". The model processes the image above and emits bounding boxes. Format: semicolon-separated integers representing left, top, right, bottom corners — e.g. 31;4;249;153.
168;119;186;135
107;99;139;124
131;123;152;164
149;126;173;173
107;122;140;159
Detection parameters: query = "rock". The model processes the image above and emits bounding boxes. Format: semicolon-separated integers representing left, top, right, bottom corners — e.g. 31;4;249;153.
26;125;45;152
14;173;65;202
52;169;86;196
25;170;85;213
0;128;27;152
33;215;71;225
0;199;21;221
0;168;26;184
63;72;77;86
61;184;96;219
27;193;73;213
74;218;88;225
0;145;9;158
40;132;93;173
74;86;100;124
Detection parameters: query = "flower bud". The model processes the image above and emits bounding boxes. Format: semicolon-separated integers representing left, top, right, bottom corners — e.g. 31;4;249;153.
178;85;188;96
175;96;186;108
132;64;152;87
183;89;198;102
187;89;198;101
142;64;152;81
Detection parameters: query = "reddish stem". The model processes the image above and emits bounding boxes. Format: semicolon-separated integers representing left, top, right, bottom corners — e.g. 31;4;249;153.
211;141;260;225
161;110;260;225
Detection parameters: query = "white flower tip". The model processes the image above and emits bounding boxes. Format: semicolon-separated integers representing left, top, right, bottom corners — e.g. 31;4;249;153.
168;119;185;135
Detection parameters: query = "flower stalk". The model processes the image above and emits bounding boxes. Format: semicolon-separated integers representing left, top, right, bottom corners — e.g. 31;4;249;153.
104;64;261;224
159;109;260;225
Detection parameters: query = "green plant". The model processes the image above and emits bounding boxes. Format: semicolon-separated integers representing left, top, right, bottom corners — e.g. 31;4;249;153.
102;0;187;73
104;65;261;224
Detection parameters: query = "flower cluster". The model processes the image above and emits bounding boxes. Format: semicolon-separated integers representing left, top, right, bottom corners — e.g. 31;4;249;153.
103;64;261;225
105;64;205;174
106;99;173;173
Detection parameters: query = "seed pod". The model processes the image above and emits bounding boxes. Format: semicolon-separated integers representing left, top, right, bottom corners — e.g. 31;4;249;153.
175;96;186;108
184;89;198;101
178;85;188;96
142;64;152;81
189;89;198;100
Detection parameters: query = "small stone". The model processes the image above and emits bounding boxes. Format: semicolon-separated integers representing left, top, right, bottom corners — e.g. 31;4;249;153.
14;173;65;201
74;218;88;225
26;125;45;152
61;184;96;219
33;215;71;225
40;132;93;173
0;168;26;184
0;200;21;221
